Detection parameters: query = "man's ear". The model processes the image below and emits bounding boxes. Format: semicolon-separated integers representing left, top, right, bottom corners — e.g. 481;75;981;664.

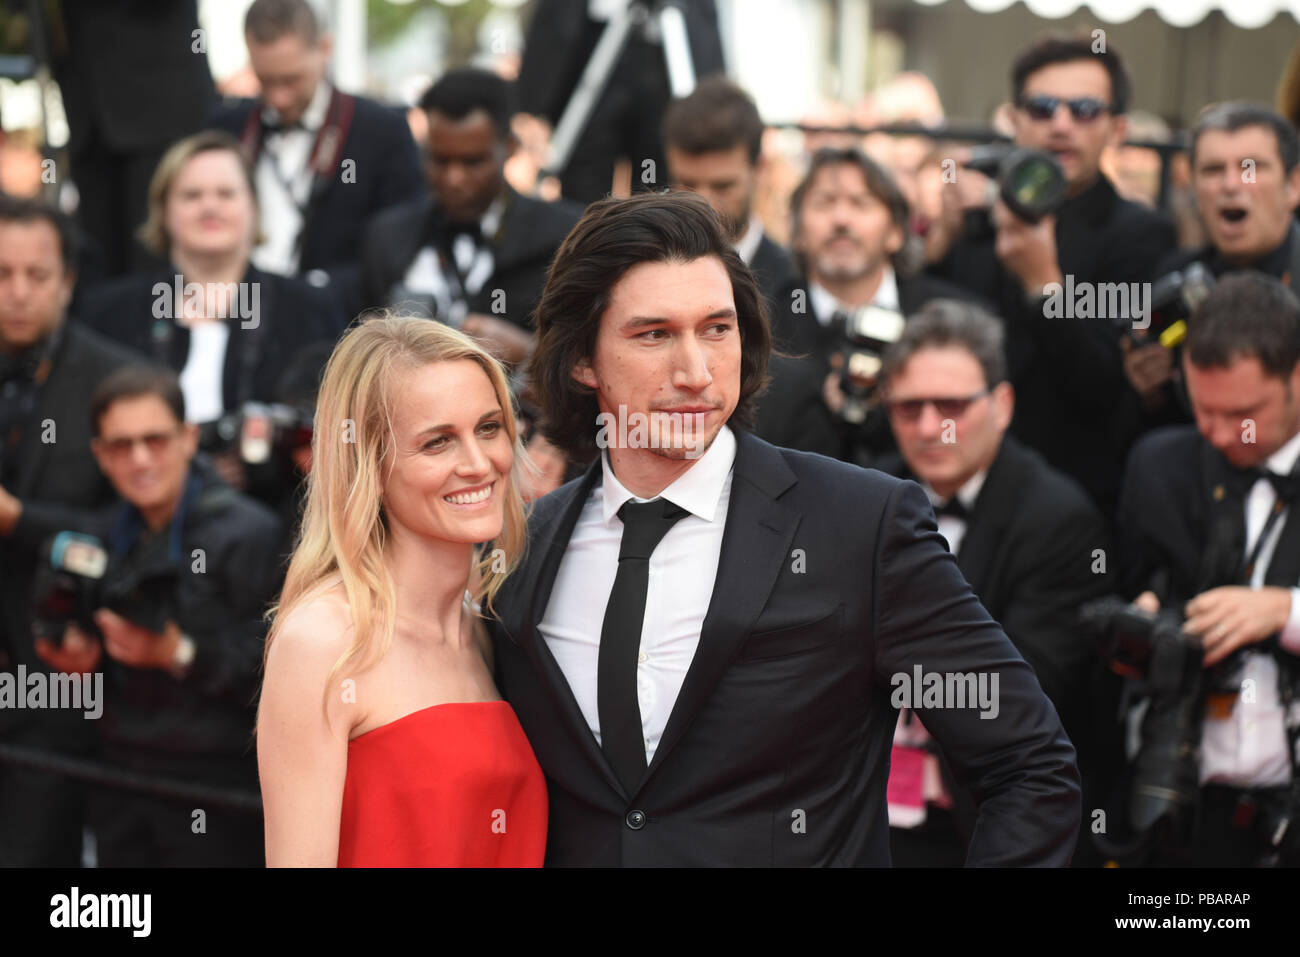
318;33;334;62
1107;114;1130;151
181;422;200;460
992;380;1015;431
1285;164;1300;213
571;358;598;390
885;221;905;256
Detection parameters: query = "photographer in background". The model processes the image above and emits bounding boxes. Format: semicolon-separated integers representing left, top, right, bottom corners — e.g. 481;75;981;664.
754;146;974;463
1124;104;1300;429
33;364;283;867
1117;273;1300;866
928;35;1175;514
0;196;139;867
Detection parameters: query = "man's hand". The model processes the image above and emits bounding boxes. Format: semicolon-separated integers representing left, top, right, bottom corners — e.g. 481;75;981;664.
461;313;534;366
0;483;21;536
96;610;181;670
1184;586;1292;668
1120;337;1174;407
992;201;1063;295
34;623;102;674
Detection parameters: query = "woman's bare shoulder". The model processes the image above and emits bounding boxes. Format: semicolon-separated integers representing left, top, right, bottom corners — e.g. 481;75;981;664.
266;581;355;674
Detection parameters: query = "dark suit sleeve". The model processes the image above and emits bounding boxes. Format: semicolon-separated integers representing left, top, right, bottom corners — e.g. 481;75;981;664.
182;504;283;701
872;480;1081;865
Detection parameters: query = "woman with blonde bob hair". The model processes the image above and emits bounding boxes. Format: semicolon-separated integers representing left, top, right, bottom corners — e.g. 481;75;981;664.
257;313;547;866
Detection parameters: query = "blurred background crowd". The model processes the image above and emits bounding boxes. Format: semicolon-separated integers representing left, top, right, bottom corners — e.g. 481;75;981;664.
2;0;1300;870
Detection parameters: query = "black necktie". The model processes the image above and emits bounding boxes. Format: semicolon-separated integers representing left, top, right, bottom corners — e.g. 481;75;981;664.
934;496;968;520
598;498;688;793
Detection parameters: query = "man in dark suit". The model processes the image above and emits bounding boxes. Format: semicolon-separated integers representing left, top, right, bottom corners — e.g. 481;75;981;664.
927;35;1175;514
754;147;979;463
0;197;139;865
1121;104;1300;435
517;0;726;204
359;68;583;367
871;301;1116;865
1117;273;1300;866
489;190;1080;866
663;76;794;312
54;0;216;275
209;0;424;306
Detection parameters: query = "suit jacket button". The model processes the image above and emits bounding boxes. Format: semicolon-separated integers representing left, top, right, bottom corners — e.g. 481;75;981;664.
625;809;646;830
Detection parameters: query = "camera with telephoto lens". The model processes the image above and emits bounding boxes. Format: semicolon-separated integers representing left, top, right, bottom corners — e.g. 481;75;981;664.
30;531;179;645
1123;261;1215;349
835;305;907;425
198;400;314;491
1078;596;1205;862
963;145;1068;224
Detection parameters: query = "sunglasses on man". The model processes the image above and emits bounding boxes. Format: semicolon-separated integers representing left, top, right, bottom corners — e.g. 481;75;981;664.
1017;95;1113;122
883;389;991;422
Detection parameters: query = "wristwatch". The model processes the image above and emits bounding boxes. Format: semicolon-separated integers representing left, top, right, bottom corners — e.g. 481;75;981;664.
170;633;196;679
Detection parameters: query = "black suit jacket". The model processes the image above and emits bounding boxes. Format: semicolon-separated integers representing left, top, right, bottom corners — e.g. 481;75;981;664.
877;437;1113;763
489;429;1081;866
358;187;584;329
210;93;426;299
748;233;796;316
79;266;343;412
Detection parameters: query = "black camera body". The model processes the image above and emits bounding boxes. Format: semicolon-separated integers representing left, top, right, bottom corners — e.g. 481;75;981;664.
1079;596;1205;857
1126;261;1215;348
30;531;179;645
964;144;1068;224
834;305;906;424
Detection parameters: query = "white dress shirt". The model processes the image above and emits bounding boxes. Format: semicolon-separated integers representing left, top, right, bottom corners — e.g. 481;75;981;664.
178;321;229;424
538;425;737;764
397;198;504;326
808;266;900;326
251;81;332;276
923;468;989;558
1201;427;1300;787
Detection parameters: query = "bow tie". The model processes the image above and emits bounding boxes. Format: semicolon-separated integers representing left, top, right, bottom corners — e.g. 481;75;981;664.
934;496;969;521
261;115;305;136
1228;466;1300;505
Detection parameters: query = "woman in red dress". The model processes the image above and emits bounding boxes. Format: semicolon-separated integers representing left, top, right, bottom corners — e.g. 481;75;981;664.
257;314;546;866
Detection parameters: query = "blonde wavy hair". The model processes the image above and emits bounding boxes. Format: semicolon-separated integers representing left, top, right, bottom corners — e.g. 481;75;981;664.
265;313;528;714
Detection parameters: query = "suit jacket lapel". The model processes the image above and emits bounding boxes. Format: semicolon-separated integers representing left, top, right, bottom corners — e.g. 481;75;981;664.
637;431;800;794
954;439;1021;595
510;458;630;797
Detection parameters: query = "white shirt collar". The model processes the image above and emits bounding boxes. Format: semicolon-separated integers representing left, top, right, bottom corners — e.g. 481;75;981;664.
1265;428;1300;476
734;216;765;266
925;466;989;512
263;80;331;132
600;424;737;526
808;266;899;326
480;196;506;241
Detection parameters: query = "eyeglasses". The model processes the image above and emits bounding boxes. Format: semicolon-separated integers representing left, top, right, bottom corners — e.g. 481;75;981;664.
1017;95;1112;122
883;390;991;422
96;430;180;459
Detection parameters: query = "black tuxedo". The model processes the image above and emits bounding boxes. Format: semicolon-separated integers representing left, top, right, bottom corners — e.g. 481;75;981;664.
490;430;1081;866
210;92;426;305
756;273;986;462
877;436;1120;857
358;187;584;329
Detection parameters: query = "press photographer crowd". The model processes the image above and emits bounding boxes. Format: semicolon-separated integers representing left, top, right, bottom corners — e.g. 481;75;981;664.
2;0;1300;870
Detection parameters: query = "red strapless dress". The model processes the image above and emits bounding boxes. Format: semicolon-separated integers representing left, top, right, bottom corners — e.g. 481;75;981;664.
337;700;547;867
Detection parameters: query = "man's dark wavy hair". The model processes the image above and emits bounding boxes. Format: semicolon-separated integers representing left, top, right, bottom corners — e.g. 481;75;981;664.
527;191;771;465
